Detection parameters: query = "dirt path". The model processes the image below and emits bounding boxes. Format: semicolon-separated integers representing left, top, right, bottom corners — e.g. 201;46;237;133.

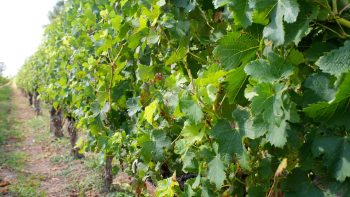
12;87;69;196
0;86;101;196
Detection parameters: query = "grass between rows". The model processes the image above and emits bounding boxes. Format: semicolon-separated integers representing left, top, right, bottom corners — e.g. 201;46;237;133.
0;85;111;196
0;85;44;196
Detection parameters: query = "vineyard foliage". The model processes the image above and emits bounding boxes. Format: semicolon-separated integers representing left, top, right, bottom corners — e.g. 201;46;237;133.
17;0;350;196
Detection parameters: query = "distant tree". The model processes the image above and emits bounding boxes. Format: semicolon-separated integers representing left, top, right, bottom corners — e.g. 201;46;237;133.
0;62;5;76
48;0;64;21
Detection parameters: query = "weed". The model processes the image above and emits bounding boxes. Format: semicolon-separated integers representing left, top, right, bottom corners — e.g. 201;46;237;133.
0;85;11;144
0;151;27;171
8;174;46;197
50;154;73;164
84;154;103;171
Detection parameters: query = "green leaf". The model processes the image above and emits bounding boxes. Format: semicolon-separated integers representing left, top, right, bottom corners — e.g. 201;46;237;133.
181;121;205;145
263;0;300;46
287;48;304;66
182;151;198;172
321;180;350;196
232;107;265;139
165;47;187;66
126;97;141;117
128;32;144;50
141;141;153;163
251;83;299;147
230;0;252;28
110;15;123;32
206;84;218;102
182;183;197;197
112;80;129;100
312;137;350;182
213;32;259;69
316;41;350;76
210;120;244;156
174;139;187;155
249;0;276;25
245;52;293;83
210;119;252;170
144;100;158;124
283;169;325;196
207;154;226;189
201;180;216;197
136;64;154;82
247;186;265;197
152;130;171;161
172;0;195;12
213;0;230;8
304;73;350;129
179;95;204;124
225;66;248;104
304;41;334;62
284;2;319;45
303;73;335;105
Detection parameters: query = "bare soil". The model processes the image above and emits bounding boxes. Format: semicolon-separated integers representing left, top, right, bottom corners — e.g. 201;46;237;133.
0;86;100;197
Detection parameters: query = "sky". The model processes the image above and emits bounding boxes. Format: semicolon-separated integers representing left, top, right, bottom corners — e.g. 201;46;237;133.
0;0;58;77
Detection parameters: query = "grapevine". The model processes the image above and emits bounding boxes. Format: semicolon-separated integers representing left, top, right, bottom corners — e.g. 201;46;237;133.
17;0;350;196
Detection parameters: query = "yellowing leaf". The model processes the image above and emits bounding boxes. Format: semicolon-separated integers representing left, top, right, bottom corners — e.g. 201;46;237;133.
144;100;158;124
156;173;179;197
275;158;287;177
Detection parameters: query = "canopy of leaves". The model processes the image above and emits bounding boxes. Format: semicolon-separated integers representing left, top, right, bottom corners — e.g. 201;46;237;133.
17;0;350;195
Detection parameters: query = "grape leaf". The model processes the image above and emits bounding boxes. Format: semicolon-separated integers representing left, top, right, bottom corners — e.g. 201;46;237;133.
321;180;350;196
165;47;187;66
216;0;253;28
141;141;153;163
180;121;205;145
152;130;171;161
144;100;158;124
287;48;304;65
112;80;129;100
136;64;154;82
179;95;204;124
304;73;350;129
210;120;244;156
126;97;141;117
312;137;350;182
303;73;335;105
283;169;325;196
247;185;265;197
182;151;198;172
303;42;334;62
210;119;251;170
110;15;123;32
232;107;265;139
201;180;216;197
208;154;226;189
213;0;230;8
284;2;319;45
231;0;252;28
249;0;276;25
245;52;293;83
156;173;180;197
263;0;300;46
213;32;259;69
251;83;299;147
316;41;350;76
224;66;248;104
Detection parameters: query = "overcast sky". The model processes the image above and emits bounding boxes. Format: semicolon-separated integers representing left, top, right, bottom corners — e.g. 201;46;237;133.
0;0;58;77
